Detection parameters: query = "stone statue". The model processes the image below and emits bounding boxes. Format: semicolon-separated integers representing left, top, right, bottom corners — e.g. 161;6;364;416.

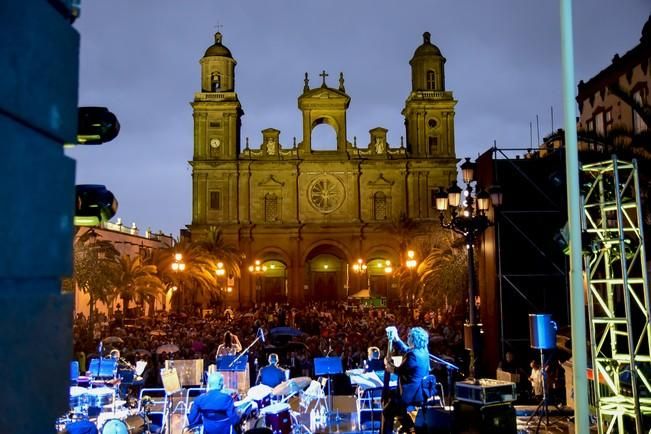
375;137;384;154
266;137;276;155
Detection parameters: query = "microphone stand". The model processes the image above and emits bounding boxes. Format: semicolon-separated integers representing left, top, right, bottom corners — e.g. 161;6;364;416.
429;353;460;408
228;333;263;368
97;341;103;387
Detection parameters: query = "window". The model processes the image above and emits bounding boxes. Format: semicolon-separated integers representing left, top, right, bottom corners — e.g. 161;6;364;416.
586;119;595;132
633;90;648;133
428;136;438;154
209;191;221;210
428;118;438;129
212;72;221;91
265;193;279;222
595;113;604;136
373;192;387;220
426;70;436;90
604;109;612;133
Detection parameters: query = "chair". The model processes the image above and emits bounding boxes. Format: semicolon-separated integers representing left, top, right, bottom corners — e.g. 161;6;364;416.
139;387;168;432
147;412;164;434
356;387;383;430
139;387;168;412
408;375;448;434
184;387;206;414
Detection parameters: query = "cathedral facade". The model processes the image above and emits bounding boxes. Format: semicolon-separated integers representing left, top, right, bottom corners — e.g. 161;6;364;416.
189;32;458;306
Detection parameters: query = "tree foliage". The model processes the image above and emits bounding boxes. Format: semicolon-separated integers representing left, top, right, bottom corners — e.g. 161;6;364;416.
73;230;120;329
113;254;165;316
417;228;468;311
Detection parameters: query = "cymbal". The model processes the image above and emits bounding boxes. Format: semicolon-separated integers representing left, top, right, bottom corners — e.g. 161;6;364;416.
272;376;312;396
291;376;312;389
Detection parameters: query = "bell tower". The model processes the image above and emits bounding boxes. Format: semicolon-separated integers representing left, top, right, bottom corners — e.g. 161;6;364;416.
191;32;243;161
402;32;456;158
190;32;244;229
297;71;351;155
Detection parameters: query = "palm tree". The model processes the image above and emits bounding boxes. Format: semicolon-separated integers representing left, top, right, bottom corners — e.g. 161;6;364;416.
194;226;243;280
148;241;219;313
418;228;468;311
113;254;165;318
381;213;422;300
73;229;120;335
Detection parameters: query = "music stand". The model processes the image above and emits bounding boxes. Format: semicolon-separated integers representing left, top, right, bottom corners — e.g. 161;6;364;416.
314;357;343;419
216;355;249;394
88;358;117;378
217;355;249;371
160;368;182;434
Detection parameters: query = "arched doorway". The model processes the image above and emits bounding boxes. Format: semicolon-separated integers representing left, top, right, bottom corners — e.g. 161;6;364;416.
248;258;288;304
260;260;287;303
304;244;348;301
367;258;393;299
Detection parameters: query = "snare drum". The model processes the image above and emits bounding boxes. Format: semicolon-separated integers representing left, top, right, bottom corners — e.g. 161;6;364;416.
101;415;147;434
247;384;272;411
260;403;292;434
69;386;88;409
87;387;115;407
77;376;91;387
234;398;258;420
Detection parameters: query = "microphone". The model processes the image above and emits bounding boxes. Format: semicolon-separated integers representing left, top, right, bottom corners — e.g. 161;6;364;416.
98;341;103;356
258;328;265;343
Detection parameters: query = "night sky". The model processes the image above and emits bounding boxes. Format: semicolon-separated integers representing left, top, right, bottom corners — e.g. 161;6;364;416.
66;1;650;237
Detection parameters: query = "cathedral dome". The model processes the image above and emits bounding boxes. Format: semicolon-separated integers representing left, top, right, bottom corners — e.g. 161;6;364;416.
204;32;233;58
412;32;442;58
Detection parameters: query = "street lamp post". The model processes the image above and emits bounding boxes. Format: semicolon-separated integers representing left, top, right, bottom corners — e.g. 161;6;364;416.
384;260;393;302
215;261;227;300
248;259;267;303
171;253;186;312
352;258;368;294
406;250;418;313
434;157;502;381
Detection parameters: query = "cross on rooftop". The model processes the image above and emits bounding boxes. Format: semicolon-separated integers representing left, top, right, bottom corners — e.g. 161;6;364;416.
319;70;329;87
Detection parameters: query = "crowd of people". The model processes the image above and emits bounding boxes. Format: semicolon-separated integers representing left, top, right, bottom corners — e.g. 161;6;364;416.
68;301;571;433
72;301;468;394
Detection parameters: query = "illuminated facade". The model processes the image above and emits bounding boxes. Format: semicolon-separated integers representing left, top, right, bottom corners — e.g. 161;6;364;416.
189;32;458;305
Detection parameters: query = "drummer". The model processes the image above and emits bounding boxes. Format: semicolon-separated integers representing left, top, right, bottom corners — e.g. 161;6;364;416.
187;372;241;434
256;353;287;388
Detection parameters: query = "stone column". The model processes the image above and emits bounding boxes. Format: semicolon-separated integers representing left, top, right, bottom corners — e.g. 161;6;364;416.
0;3;76;433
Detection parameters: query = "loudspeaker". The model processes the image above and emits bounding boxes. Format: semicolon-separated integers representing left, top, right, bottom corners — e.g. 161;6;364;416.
414;406;452;434
528;314;557;350
452;400;516;434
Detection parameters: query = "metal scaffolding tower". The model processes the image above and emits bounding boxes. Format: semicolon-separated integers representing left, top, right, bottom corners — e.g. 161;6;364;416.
582;157;651;433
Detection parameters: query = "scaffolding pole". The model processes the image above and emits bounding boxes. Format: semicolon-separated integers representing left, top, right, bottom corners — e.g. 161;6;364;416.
560;0;590;431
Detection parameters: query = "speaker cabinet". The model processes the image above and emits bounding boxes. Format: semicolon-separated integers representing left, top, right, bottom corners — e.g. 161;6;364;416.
452;400;516;434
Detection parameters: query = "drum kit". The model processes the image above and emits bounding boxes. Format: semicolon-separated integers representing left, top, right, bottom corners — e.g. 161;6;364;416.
57;383;155;434
233;377;324;434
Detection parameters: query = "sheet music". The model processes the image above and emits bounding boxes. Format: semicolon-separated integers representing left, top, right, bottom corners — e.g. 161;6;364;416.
346;370;384;389
135;361;147;376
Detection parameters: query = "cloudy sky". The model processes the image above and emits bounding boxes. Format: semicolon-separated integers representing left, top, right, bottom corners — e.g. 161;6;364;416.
67;1;649;236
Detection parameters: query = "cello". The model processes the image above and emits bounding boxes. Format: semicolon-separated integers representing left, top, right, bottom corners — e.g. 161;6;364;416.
382;326;398;407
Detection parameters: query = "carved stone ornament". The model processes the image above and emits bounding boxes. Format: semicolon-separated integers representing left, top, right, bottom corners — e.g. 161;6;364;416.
307;174;345;214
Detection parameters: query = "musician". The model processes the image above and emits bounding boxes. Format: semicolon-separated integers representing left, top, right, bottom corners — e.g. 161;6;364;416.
187;372;241;434
364;346;384;372
109;349;132;370
256;353;287;388
108;348;138;398
381;327;430;434
216;331;242;357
